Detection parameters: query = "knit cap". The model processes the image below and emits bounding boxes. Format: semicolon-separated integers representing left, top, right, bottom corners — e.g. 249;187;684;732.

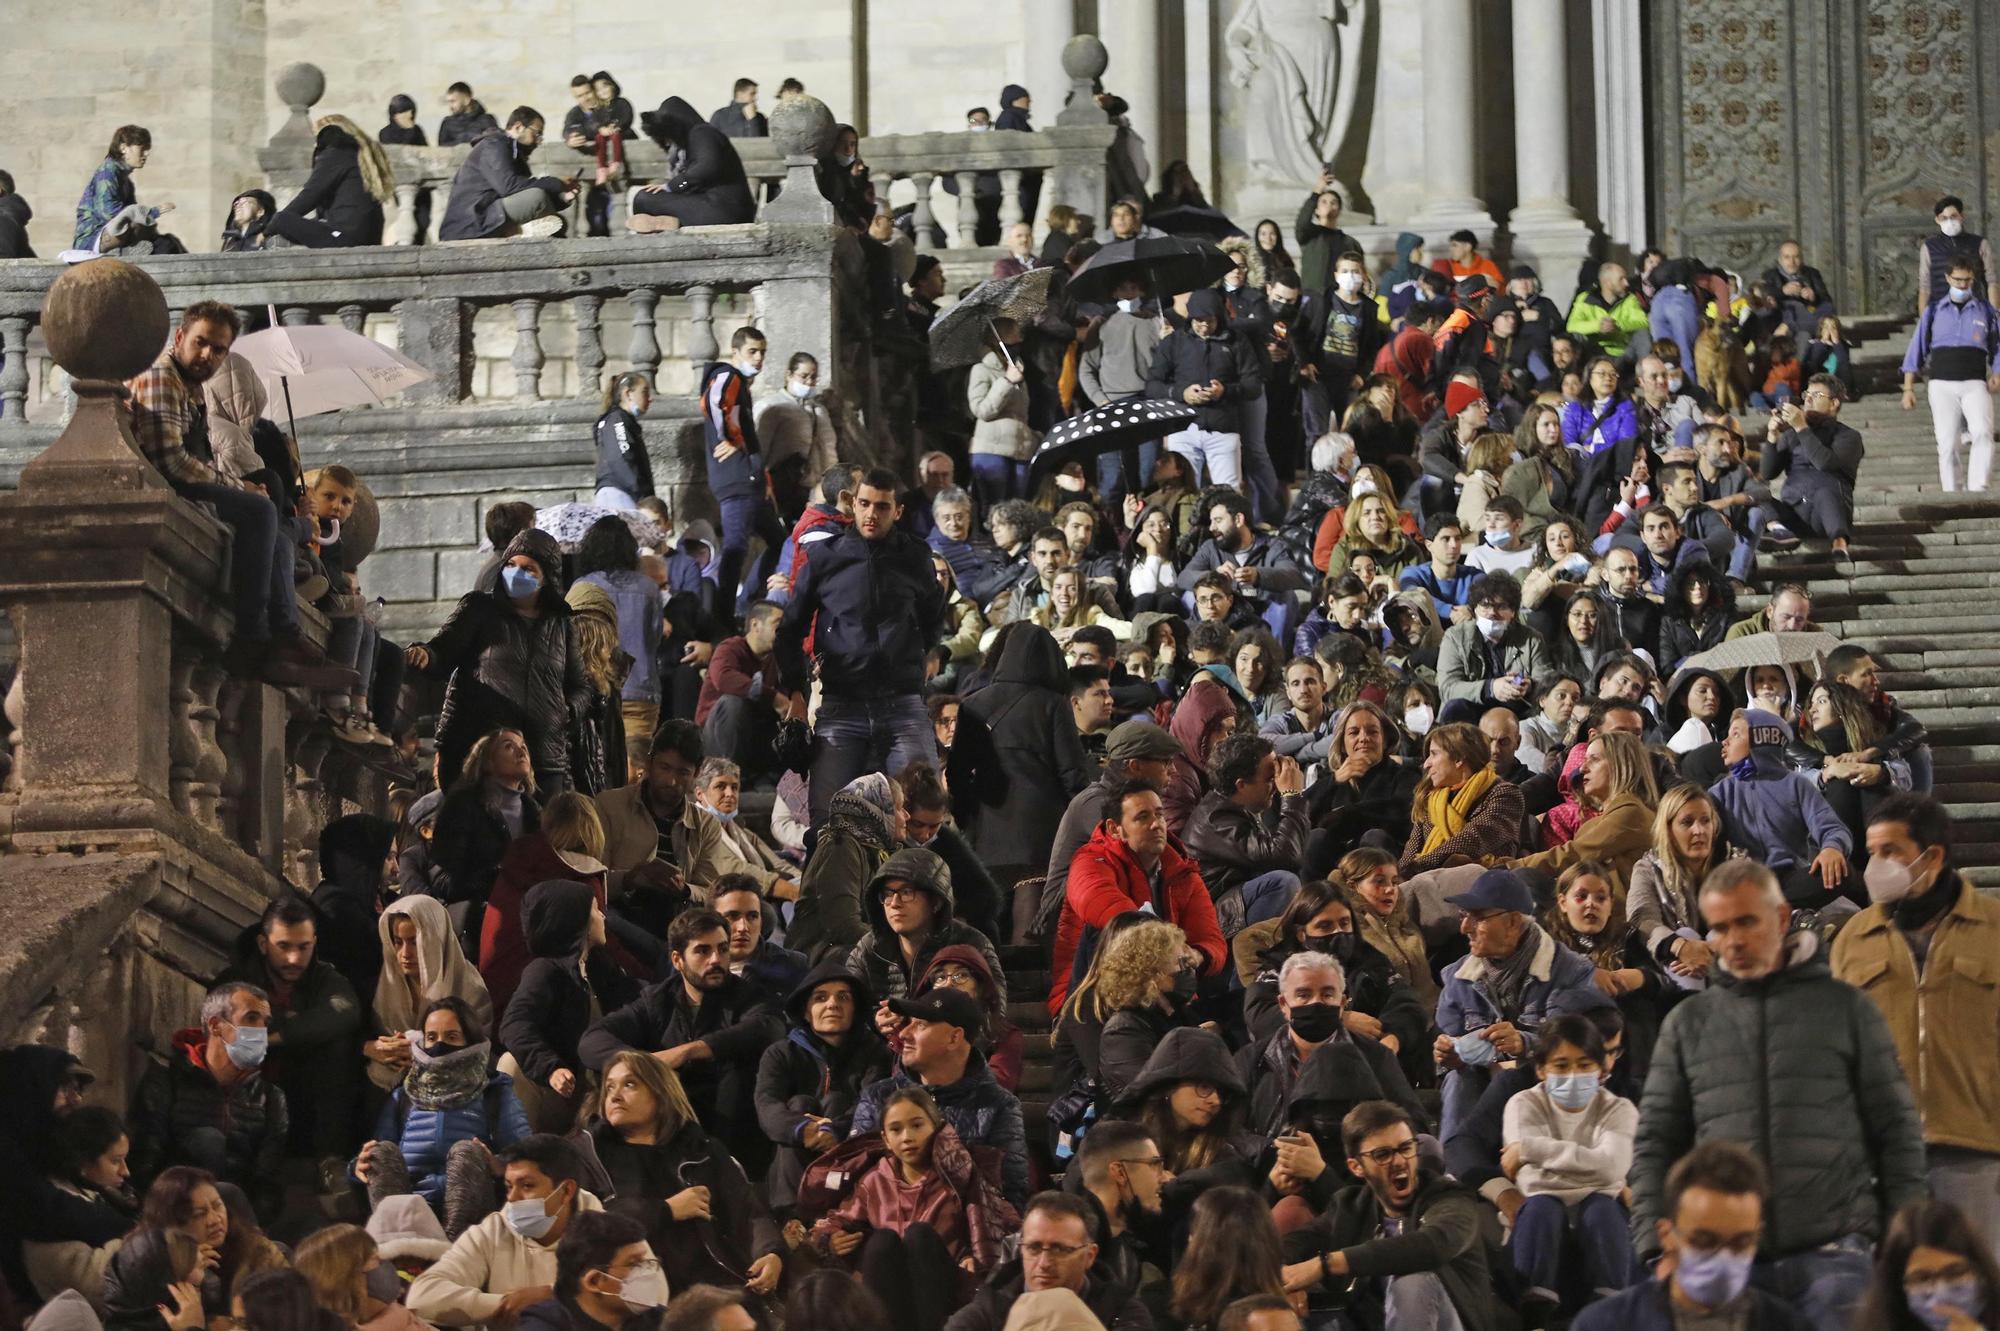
1445;379;1484;418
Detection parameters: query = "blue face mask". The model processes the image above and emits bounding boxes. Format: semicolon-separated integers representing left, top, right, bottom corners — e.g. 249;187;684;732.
222;1022;268;1071
1545;1071;1600;1110
1909;1279;1986;1331
1484;529;1512;548
501;565;541;600
1674;1245;1755;1308
503;1196;560;1240
1948;286;1973;304
1452;1030;1497;1066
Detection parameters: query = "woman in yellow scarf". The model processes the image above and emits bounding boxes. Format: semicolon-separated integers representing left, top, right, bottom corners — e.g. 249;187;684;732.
1399;722;1528;877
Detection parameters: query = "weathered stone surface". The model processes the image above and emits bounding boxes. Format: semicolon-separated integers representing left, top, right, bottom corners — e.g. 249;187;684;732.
41;261;170;383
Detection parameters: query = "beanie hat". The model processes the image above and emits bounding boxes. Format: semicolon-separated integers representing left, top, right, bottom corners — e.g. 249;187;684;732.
1445;379;1485;418
1186;287;1228;324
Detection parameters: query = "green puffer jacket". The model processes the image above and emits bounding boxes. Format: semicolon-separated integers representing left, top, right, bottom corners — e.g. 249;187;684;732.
1628;933;1927;1260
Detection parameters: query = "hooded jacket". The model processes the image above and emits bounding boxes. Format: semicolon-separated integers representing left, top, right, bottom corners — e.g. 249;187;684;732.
1143;288;1266;434
360;1042;533;1206
754;962;892;1172
438;126;567;241
918;945;1024;1092
1112;1029;1266;1184
1237;1022;1426;1142
1050;825;1226;1013
197;353;270;484
480;839;611;1017
1160;679;1236;834
1382;231;1428;319
1707;710;1851;873
313;812;401;998
127;1032;289;1219
995;84;1033;132
776;522;947;700
960;626;1094;865
1630;932;1927;1259
638;97;757;226
419;528;591;789
844;848;1008;1009
850;1050;1030;1206
789;779;899;958
406;1190;607;1327
1280;1169;1504;1331
99;1227;193;1331
275;124;386;244
807;1122;1020;1274
372;896;496;1088
499;880;643;1088
0;191;34;259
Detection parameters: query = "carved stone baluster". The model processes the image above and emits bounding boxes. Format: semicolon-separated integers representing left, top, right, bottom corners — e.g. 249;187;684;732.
954;172;980;247
910;172;937;243
390;183;420;245
686;285;719;379
215;679;246;842
626;288;662;386
608;182;629;236
999;169;1026;228
337;304;367;334
868;171;893;213
280;307;314;328
2;609;23;793
168;645;198;819
573;294;606;400
510;298;545;399
187;661;227;830
0;317;28;420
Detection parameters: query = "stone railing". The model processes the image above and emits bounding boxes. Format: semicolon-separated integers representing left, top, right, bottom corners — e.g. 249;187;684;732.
0;261;404;1094
258;40;1120;247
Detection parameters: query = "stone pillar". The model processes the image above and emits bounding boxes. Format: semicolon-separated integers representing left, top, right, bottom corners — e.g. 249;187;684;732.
393;297;471;405
1592;0;1649;255
761;95;837;225
1022;0;1077;117
1507;0;1595;308
509;299;544;399
1050;35;1113;225
1100;1;1162;184
758;274;838;401
625;289;663;386
1184;0;1218;200
0;317;27;421
1409;0;1495;245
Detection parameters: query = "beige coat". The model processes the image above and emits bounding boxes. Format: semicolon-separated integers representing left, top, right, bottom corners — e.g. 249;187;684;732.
407;1192;610;1326
1832;877;2000;1155
968;351;1040;461
593;781;752;900
200;351;270;483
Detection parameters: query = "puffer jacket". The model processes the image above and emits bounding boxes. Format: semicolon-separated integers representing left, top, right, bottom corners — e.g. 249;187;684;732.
127;1032;289;1221
583;1117;780;1296
1629;932;1928;1259
274;124;385;244
850;1050;1029;1206
967;351;1039;461
844;848;1008;1006
499;880;642;1088
805;1124;1019;1274
418;529;590;790
754;961;893;1202
1181;787;1312;901
358;1044;532;1206
959;625;1093;866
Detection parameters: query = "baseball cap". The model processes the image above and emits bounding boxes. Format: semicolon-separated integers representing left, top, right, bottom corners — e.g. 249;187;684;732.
1445;867;1536;916
887;986;986;1039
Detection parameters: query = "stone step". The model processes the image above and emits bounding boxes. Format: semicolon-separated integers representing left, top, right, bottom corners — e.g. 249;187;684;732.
1933;745;2000;765
1912;650;2000;668
1881;668;2000;690
1807;571;2000;595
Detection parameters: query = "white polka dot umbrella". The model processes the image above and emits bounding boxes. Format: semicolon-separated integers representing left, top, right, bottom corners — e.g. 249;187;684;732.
1027;398;1199;482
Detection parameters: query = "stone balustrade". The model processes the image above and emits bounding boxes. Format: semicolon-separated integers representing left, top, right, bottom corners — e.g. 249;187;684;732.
0;260;405;1091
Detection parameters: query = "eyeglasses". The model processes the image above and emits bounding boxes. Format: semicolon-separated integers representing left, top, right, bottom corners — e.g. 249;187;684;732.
879;885;926;904
931;968;977;987
599;1258;663;1280
1022;1241;1092;1259
1117;1156;1167;1171
1355;1139;1419;1167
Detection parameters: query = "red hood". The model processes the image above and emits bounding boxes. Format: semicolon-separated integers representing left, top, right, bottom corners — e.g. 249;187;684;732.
1169;679;1238;769
172;1028;214;1072
789;504;851;544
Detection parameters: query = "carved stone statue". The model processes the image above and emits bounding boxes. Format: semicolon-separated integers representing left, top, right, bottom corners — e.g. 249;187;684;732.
1224;0;1367;192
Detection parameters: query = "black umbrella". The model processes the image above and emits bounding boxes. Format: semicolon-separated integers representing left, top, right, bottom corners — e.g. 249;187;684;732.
1143;204;1247;243
1066;236;1235;305
1027;398;1199;483
927;266;1058;371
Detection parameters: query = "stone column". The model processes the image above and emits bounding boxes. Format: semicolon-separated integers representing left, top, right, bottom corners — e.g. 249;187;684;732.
1408;0;1495;247
1507;0;1595;308
1592;0;1649;255
1184;0;1217;199
1100;1;1162;185
1022;0;1077;116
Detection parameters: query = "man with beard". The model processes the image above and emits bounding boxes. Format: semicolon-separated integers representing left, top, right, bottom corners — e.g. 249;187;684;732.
128;303;351;689
711;875;804;1006
753;961;891;1215
1597;547;1662;661
1073;1120;1171;1302
216;895;362;1166
1236;952;1423;1141
578;908;783;1173
1278;1101;1502;1331
849;986;1029;1205
1176;489;1310;623
594;722;753;936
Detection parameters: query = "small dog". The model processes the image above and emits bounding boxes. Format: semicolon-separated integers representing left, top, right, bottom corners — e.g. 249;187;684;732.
1696;317;1753;414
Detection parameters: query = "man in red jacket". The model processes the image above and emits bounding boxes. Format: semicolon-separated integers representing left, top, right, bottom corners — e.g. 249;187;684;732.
696;599;798;782
1048;780;1227;1013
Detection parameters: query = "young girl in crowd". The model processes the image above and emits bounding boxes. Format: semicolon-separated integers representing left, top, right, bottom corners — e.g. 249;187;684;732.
1542;861;1670;1080
1501;1014;1639;1313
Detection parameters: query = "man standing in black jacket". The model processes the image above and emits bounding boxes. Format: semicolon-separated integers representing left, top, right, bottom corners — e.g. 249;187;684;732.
438;82;500;145
578;908;784;1177
776;467;947;829
1145;288;1265;493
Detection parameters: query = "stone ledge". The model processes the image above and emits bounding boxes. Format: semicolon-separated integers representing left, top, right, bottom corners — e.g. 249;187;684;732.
0;852;160;1036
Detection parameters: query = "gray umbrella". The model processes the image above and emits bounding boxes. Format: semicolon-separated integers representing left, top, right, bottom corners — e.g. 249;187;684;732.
926;266;1058;370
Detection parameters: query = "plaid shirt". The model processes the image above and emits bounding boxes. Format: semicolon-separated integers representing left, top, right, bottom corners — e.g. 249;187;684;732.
127;350;219;488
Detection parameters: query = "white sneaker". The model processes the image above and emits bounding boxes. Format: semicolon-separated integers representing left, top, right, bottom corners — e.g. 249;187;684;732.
518;215;563;239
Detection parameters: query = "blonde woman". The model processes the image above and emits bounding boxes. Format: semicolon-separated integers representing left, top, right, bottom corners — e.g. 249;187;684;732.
267;114;393;248
368;896;493;1092
1626;784;1736;988
1399;722;1526;878
1325;491;1425;580
295;1223;435;1331
1093;921;1195;1099
1512;730;1660;886
1454;431;1517;532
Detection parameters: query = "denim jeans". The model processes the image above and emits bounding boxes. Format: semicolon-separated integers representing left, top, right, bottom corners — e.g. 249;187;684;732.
809;692;935;828
970;453;1029;513
1929;1146;2000;1260
717;492;785;620
1384;1271;1464;1331
1165;427;1243;488
328;615;378;703
1509;1192;1634;1300
1751;1239;1872;1331
1237;392;1285;525
1097;436;1162;504
176;481;297;642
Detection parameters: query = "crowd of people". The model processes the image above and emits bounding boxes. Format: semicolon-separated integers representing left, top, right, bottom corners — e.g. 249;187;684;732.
5;52;2000;1331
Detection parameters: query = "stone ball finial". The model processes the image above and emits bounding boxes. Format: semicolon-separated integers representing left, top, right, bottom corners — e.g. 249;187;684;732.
275;62;326;111
768;94;837;160
1062;34;1109;82
40;260;169;384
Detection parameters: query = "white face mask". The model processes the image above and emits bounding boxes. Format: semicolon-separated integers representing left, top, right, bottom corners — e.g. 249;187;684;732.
1475;613;1507;641
968;123;991;133
1403;704;1434;736
1940;218;1964;237
737;360;760;379
1863;852;1935;906
1948;286;1974;304
788;379;814;399
609;1264;669;1311
1350;476;1379;497
1336;272;1365;296
1117;298;1140;314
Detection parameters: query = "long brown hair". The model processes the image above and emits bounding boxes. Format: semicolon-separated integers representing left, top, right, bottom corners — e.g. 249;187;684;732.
1544;860;1629;968
313;114;396;204
294;1224;376;1324
1170;1186;1288;1326
595;1049;699;1142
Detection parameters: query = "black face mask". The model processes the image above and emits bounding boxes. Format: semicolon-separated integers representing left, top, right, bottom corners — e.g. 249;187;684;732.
1171;968;1199;1002
1287;1002;1343;1044
1303;932;1359;966
1268;300;1299;319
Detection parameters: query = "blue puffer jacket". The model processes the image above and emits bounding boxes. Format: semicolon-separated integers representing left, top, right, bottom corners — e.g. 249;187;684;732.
357;1043;532;1207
